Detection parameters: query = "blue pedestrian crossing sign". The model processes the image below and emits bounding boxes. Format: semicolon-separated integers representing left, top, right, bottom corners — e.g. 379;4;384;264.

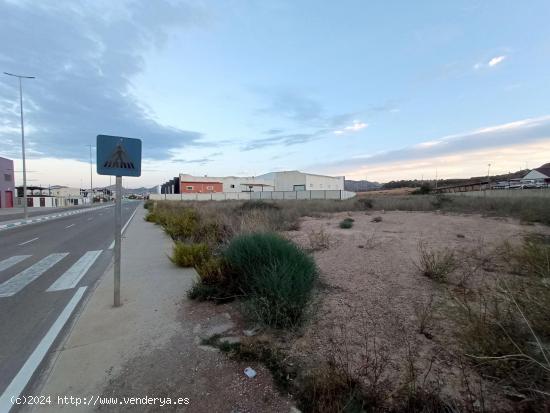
96;135;142;177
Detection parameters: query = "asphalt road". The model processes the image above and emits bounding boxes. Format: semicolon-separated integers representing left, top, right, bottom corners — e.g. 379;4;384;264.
0;200;141;407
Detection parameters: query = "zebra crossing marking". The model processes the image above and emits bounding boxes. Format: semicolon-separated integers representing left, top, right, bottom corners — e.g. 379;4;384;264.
47;250;102;291
0;253;68;297
0;255;31;272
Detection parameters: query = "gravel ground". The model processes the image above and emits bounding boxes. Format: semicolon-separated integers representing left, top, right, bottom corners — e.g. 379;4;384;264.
285;210;550;410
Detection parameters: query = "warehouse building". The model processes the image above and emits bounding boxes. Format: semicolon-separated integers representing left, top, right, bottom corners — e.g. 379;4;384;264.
162;171;344;194
522;163;550;186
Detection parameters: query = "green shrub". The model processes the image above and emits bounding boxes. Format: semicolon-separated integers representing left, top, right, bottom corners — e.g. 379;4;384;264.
343;217;355;223
354;198;373;210
412;184;431;195
195;256;227;284
143;200;154;210
339;220;353;229
163;208;199;240
187;282;227;301
145;211;158;223
224;232;318;328
171;242;210;267
237;200;281;212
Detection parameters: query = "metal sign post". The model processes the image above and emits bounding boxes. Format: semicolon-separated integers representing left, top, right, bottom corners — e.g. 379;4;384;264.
96;135;142;307
114;175;122;306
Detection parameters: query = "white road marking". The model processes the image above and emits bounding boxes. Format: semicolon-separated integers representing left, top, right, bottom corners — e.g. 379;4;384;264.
0;253;68;297
18;237;38;246
47;250;102;291
108;207;138;250
65;224;75;229
0;287;87;412
0;255;31;272
87;217;93;221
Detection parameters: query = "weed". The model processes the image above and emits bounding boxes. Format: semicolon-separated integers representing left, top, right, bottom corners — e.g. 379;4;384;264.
413;294;438;338
371;216;382;223
515;235;550;278
187;283;230;302
416;241;457;282
355;198;373;210
453;278;550;401
170;242;210;267
412;184;431;195
307;228;331;251
195;256;227;284
163;208;199;240
236;200;281;212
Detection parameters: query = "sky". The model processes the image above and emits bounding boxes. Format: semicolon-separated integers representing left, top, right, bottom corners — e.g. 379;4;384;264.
1;0;550;188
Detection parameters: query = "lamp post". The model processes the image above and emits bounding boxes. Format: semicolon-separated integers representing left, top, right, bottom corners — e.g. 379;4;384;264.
86;145;94;204
4;72;35;219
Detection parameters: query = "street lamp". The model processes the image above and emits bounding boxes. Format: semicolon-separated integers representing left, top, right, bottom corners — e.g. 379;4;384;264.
86;144;94;204
4;72;35;220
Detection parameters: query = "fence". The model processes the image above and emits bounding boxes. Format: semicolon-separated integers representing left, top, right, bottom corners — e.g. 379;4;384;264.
149;190;356;202
448;188;550;199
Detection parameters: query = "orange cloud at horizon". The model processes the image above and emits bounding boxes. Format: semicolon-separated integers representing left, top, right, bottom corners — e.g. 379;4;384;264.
342;139;550;182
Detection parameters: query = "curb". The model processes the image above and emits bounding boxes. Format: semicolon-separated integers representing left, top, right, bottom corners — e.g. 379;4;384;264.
0;205;114;232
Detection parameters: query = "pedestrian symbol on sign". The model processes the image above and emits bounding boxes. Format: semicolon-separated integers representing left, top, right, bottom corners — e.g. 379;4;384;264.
103;139;135;170
96;135;141;177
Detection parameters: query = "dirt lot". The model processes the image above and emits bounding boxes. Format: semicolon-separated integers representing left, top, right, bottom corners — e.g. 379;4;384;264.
284;210;550;409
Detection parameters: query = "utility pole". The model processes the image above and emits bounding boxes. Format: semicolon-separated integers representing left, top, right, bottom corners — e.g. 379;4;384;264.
435;168;438;191
4;72;35;220
487;163;491;190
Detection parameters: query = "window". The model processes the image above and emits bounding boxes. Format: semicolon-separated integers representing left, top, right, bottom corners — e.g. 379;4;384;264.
309;183;313;187
230;184;235;188
4;174;11;181
186;186;194;190
206;185;213;190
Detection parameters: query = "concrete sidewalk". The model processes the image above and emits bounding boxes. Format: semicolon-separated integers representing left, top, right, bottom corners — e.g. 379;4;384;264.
27;206;195;412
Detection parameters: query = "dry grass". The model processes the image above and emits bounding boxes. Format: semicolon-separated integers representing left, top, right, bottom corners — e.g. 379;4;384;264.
416;241;457;282
307;228;331;251
145;199;550;411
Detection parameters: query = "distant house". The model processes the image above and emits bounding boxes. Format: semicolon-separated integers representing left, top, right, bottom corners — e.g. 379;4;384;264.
523;163;550;184
0;156;15;208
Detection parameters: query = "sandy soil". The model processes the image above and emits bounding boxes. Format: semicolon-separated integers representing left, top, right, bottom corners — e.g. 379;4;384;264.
99;300;294;413
285;210;550;409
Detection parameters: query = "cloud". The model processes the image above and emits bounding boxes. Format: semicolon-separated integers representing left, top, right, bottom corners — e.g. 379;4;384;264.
488;55;506;67
474;55;507;69
334;120;368;135
0;0;208;161
312;115;550;174
257;91;323;123
341;140;550;182
242;129;330;151
170;158;212;164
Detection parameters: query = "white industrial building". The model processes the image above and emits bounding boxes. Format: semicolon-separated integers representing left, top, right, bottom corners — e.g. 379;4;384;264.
260;171;345;191
522;163;550;186
176;171;344;193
